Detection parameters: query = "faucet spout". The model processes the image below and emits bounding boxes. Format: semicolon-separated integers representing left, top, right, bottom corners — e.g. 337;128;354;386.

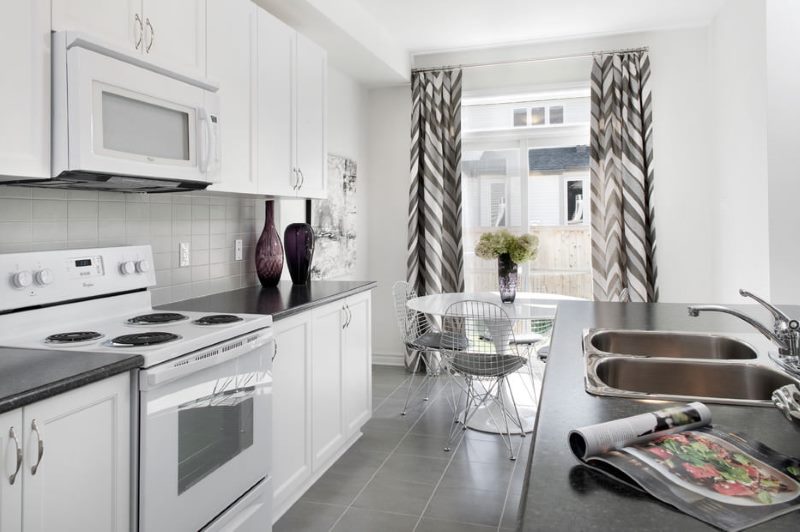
687;305;789;351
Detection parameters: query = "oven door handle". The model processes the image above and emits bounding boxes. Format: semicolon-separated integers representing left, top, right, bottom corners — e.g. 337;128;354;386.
140;328;273;390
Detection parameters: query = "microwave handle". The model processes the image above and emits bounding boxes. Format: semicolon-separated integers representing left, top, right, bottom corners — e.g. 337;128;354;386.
198;108;211;173
209;113;220;173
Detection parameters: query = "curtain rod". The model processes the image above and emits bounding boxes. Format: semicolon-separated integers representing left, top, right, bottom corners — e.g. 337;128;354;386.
411;46;649;74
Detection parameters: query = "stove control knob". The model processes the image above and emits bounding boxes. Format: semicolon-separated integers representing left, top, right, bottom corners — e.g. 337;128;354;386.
120;261;136;275
11;271;33;289
34;269;53;286
135;260;151;274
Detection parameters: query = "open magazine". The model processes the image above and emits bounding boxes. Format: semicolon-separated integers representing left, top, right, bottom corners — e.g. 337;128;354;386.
569;403;800;531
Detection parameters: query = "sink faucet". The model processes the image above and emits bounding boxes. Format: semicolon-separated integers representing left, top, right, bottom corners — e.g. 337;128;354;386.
688;289;800;357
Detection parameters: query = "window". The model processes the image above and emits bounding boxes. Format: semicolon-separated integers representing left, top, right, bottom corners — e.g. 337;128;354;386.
461;90;592;299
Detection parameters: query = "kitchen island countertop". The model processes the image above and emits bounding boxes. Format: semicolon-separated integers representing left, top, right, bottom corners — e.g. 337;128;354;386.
520;301;800;531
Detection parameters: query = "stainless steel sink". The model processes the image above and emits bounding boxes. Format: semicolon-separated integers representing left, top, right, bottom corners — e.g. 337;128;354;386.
583;328;800;406
592;358;796;405
587;330;757;359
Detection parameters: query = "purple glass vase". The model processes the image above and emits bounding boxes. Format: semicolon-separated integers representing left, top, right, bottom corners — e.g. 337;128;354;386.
255;200;283;287
284;223;315;285
498;253;518;303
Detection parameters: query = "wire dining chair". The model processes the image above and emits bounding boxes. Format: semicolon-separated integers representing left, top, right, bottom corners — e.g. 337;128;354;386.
440;300;530;460
392;281;463;415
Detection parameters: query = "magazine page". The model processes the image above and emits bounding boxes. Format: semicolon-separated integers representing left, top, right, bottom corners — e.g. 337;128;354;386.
569;402;711;459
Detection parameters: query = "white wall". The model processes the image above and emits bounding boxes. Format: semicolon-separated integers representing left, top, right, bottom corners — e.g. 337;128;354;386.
766;0;800;304
709;0;771;303
365;86;411;363
278;64;370;280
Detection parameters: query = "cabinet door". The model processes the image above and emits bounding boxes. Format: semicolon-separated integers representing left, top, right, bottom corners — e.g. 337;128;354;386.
256;9;296;196
51;0;140;52
0;409;23;532
142;0;206;75
207;0;257;193
272;313;313;513
310;303;345;470
22;373;131;532
0;0;50;179
342;292;372;437
294;33;327;199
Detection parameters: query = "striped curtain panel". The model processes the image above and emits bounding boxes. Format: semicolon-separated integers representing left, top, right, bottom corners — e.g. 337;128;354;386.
590;51;658;302
407;69;465;297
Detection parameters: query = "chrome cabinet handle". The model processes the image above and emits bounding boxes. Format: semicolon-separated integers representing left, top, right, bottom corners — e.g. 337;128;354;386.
145;18;155;53
342;305;348;329
298;168;305;189
343;304;352;328
30;420;43;476
134;14;143;50
8;427;21;485
272;340;277;362
291;168;299;190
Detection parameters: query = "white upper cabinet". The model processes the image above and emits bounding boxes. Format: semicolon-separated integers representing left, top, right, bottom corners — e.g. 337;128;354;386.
141;0;206;76
256;9;295;197
257;8;327;199
294;34;327;198
0;0;50;180
207;0;256;193
52;0;206;76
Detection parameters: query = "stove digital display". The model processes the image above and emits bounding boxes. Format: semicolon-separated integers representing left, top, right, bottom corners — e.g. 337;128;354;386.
75;259;92;267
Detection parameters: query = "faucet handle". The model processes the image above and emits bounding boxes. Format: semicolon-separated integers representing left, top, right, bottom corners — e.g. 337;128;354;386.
738;289;794;327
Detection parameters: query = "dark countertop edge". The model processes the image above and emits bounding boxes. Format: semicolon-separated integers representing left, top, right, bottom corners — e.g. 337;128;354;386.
272;281;378;321
0;355;143;415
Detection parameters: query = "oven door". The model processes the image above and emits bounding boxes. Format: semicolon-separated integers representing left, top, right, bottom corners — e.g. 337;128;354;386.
139;329;272;532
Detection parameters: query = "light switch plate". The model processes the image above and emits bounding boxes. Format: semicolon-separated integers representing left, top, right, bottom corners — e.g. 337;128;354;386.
234;239;243;261
179;242;191;267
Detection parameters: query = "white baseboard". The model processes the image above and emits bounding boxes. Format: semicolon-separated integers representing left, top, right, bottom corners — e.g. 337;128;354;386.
372;353;404;366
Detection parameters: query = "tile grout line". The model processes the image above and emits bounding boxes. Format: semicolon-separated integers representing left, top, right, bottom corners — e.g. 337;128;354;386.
327;374;454;531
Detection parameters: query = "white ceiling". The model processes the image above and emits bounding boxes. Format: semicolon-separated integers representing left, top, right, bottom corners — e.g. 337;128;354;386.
354;0;728;55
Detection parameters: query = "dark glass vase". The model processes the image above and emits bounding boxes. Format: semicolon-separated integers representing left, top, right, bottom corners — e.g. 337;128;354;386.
255;200;283;287
498;253;518;303
284;223;315;284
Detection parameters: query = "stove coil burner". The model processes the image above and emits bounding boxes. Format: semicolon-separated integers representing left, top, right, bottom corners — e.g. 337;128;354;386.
45;331;104;344
193;314;244;326
127;312;188;325
111;332;180;347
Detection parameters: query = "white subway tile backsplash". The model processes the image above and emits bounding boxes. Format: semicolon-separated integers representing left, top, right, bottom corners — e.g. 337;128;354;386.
0;188;264;304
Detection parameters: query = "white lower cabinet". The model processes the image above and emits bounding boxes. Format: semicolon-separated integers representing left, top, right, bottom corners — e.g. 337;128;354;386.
0;373;131;532
271;291;373;521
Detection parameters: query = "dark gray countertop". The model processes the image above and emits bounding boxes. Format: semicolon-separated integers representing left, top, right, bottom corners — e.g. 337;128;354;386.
159;280;377;320
519;301;800;531
0;347;142;414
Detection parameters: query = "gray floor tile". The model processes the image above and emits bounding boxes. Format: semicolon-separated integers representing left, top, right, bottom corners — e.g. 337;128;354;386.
330;507;418;532
326;447;387;480
373;453;450;486
274;501;346;532
439;457;514;490
423;485;507;527
395;432;458;459
352;428;406;453
501;489;523;529
453;433;521;463
352;476;435;516
415;518;497;532
408;404;460;436
300;470;368;506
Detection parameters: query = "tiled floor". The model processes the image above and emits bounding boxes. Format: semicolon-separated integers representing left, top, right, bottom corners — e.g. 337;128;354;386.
275;366;531;532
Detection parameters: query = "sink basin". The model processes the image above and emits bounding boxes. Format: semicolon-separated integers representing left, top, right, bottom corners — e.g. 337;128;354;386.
592;358;797;405
587;330;757;359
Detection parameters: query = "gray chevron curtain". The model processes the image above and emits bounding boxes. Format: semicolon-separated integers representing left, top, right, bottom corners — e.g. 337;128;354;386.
407;68;464;296
590;51;658;302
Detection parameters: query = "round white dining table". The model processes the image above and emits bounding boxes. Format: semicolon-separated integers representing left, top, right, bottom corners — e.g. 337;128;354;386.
406;291;583;435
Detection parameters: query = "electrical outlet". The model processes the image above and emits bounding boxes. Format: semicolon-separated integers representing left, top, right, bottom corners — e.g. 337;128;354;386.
235;239;243;261
179;242;191;267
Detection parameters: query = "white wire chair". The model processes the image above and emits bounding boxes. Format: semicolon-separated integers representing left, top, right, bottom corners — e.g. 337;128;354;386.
392;281;464;415
440;300;531;460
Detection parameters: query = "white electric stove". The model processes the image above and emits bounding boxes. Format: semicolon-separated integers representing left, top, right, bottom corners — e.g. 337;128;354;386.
0;246;273;532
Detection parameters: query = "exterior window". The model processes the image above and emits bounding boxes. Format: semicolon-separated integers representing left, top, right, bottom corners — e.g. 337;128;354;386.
462;90;592;299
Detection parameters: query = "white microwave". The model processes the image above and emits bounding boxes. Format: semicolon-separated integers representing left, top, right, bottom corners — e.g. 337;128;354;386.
49;32;220;192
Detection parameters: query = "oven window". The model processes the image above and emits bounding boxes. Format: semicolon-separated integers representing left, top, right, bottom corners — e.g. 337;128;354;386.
177;388;254;494
101;91;190;161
